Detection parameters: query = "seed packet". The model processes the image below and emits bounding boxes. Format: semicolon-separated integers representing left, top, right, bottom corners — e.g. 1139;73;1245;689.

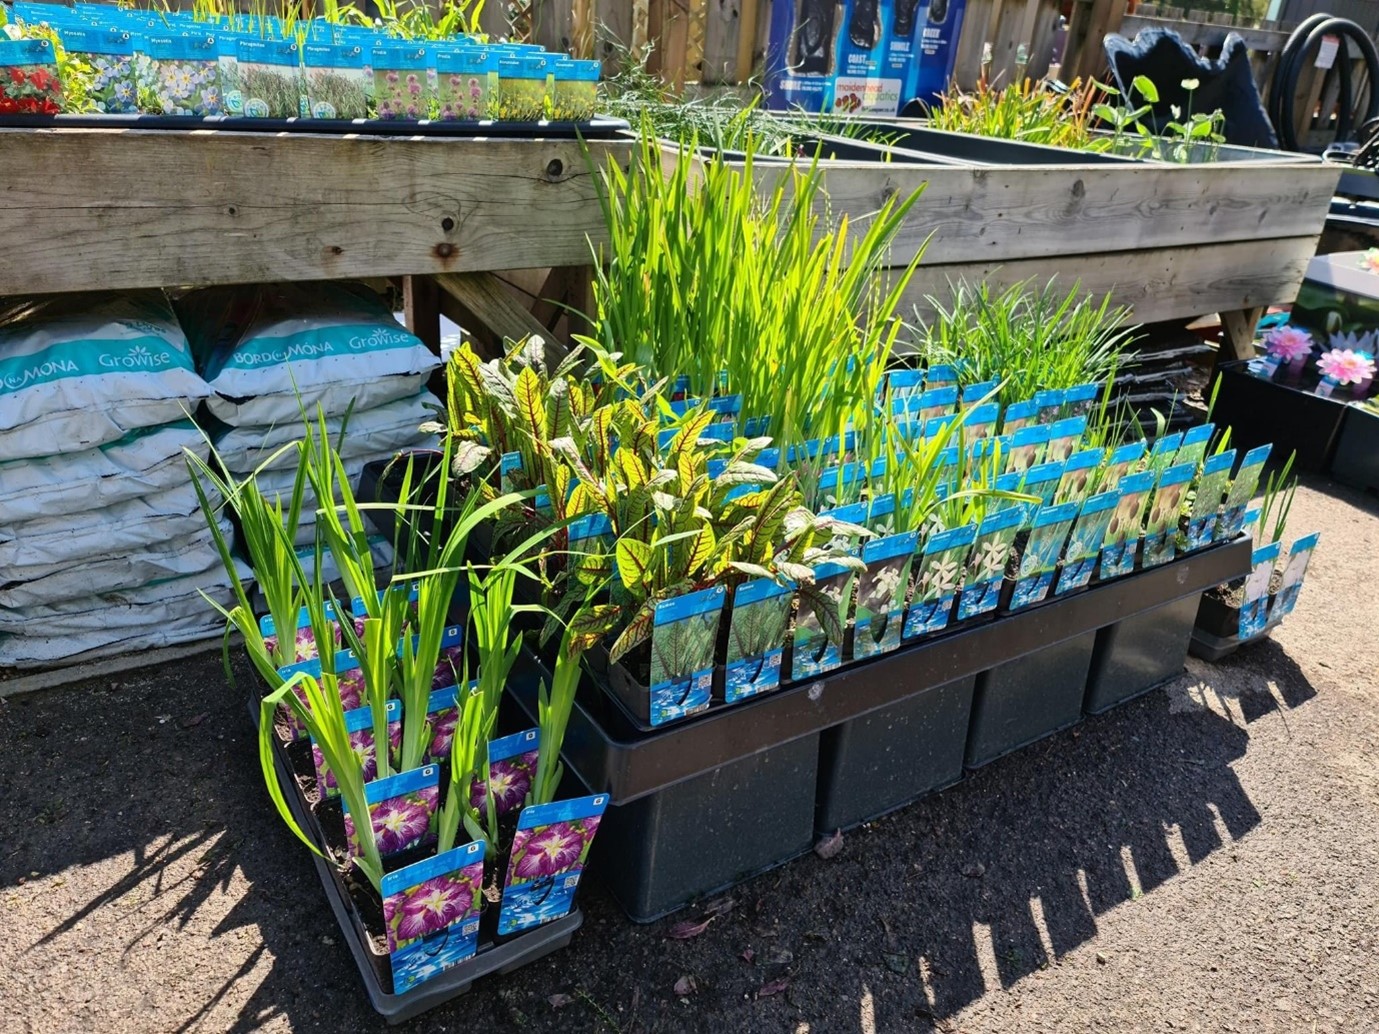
1062;382;1102;417
1054;490;1119;595
237;38;302;118
1268;532;1319;622
1034;388;1065;423
917;385;958;423
373;42;429;120
903;523;976;639
1099;440;1147;493
725;577;792;703
886;368;925;402
1001;399;1039;434
496;51;550;121
853;531;919;659
1099;469;1155;579
470;727;539;815
143;34;224;115
1184;450;1235;550
1176;423;1214;472
957;508;1020;621
961;379;1000;405
550;56;598;120
790;560;854;681
1054;449;1101;505
382;840;484;993
311;700;400;797
0;38;62;115
648;584;726;724
1238;541;1282;638
1218;445;1271;540
925;363;958;386
303;42;370;119
1141;462;1194;568
1045;416;1087;464
498;792;607;935
342;763;440;859
962;402;1001;441
436;45;495;120
1009;502;1079;610
60;27;137;113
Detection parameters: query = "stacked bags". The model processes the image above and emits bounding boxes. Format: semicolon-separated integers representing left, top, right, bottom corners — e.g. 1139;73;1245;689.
0;292;237;666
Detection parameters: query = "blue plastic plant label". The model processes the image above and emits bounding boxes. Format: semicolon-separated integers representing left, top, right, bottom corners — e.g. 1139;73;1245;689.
791;561;854;681
649;585;727;725
1218;445;1272;540
498;793;608;936
1054;491;1119;595
923;413;955;441
1184;451;1236;550
311;700;400;797
963;402;1001;440
1010;502;1079;610
499;451;523;493
382;840;485;993
1062;382;1102;416
1239;541;1283;638
1269;532;1320;622
743;414;771;438
343;764;440;859
470;727;539;816
1241;506;1262;540
961;379;1000;404
957;508;1021;620
866;493;898;535
819;500;871;553
421;684;462;763
1100;440;1147;492
1100;469;1152;579
1054;449;1102;505
853;531;919;659
903;523;976;639
1001;399;1039;434
1045;416;1088;464
1141;463;1195;568
1034;388;1066;423
1006;424;1051;474
1177;423;1215;471
1021;461;1066;509
260;600;348;662
1149;431;1184;468
918;385;959;422
278;648;367;738
886;368;925;401
725;578;792;703
926;364;959;386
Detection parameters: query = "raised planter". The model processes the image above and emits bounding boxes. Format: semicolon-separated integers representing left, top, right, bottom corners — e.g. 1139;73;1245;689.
1330;403;1379;493
1084;593;1201;714
1210;359;1350;471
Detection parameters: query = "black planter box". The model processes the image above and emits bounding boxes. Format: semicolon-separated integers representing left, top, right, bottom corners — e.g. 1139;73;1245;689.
965;631;1097;769
1189;591;1279;661
1210;360;1350;472
815;674;976;833
1330;403;1379;493
1083;593;1201;714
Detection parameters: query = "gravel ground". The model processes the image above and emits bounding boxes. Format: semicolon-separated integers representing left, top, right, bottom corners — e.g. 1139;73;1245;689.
2;473;1377;1034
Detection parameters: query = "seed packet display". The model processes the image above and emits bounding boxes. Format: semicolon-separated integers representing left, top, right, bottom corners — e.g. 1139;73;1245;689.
725;578;792;703
903;523;976;640
791;561;853;681
343;763;441;859
649;585;726;725
1062;382;1101;417
436;45;495;120
1269;532;1320;622
1054;491;1119;595
853;532;919;659
0;38;62;114
1219;445;1272;540
1001;399;1039;435
373;43;430;119
470;727;539;815
1045;416;1087;464
237;38;302;118
1034;388;1066;423
311;700;401;796
1239;541;1282;638
1141;463;1194;567
496;51;551;121
957;508;1021;621
303;42;370;119
61;27;137;113
1176;423;1215;472
1100;470;1155;579
1010;502;1079;610
1007;424;1050;473
551;56;599;120
1054;449;1101;505
1184;451;1236;550
143;34;223;115
1099;440;1147;493
382;840;485;993
498;793;607;935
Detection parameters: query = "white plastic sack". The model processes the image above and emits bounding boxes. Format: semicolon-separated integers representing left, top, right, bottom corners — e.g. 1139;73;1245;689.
212;392;441;474
176;282;441;426
0;292;210;462
0;617;229;668
0;565;244;636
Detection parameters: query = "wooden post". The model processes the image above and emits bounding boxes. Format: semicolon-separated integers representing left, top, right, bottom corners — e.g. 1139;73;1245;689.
433;272;571;369
735;0;760;83
1219;306;1264;364
404;275;442;356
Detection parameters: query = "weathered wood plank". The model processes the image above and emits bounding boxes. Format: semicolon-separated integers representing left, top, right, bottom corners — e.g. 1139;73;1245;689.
953;0;995;89
702;0;740;84
0;129;630;296
434;271;571;367
901;235;1319;326
1219;306;1265;363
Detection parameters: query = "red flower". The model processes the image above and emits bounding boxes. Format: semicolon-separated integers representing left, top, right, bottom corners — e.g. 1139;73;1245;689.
38;98;58;115
0;98;16;114
27;68;54;93
7;67;24;85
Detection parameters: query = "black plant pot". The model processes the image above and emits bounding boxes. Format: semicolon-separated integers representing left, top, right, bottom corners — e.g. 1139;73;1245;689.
815;674;976;833
1210;360;1350;472
1330;403;1379;493
1084;593;1200;714
964;631;1097;769
1189;591;1279;661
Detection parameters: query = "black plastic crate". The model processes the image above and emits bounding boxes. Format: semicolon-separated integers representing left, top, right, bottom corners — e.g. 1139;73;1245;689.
1210;360;1349;472
1330;404;1379;493
1084;593;1201;714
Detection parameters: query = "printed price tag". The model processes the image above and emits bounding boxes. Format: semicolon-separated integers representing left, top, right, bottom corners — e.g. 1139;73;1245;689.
1316;35;1340;69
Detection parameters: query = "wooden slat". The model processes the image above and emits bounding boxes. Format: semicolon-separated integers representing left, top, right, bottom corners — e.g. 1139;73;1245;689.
1025;0;1062;80
702;0;741;84
901;234;1319;326
434;271;571;367
1220;306;1266;363
952;0;995;89
600;0;635;74
0;129;631;296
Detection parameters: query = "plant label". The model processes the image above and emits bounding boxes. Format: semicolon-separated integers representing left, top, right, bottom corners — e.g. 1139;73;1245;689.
957;509;1020;620
1239;542;1282;639
1269;532;1320;623
382;841;485;994
498;794;608;936
1141;463;1194;568
1184;450;1236;551
649;585;727;725
1054;490;1119;595
1100;470;1155;579
854;532;919;659
343;764;441;860
903;523;976;640
725;578;792;703
1010;502;1078;610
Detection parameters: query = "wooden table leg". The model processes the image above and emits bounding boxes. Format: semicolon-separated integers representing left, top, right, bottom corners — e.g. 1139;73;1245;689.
1218;306;1265;365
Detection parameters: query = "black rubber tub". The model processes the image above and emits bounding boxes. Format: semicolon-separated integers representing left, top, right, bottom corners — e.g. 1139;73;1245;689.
1210;360;1350;472
1083;592;1202;714
1330;403;1379;493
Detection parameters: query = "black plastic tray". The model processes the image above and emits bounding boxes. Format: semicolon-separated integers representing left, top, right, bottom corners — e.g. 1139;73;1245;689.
1330;403;1379;493
507;536;1252;805
1210;360;1350;472
0;112;629;139
1084;592;1200;714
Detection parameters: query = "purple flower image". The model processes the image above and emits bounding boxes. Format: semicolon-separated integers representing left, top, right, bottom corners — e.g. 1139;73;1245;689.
337;669;365;712
312;728;378;794
511;821;586;880
427;707;458;761
384;872;480;949
386;71;399;84
408;81;421;96
346;785;439;858
433;645;463;688
469;751;536;815
449;74;463;87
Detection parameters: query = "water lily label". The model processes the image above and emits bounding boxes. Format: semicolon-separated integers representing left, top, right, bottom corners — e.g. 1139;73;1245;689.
470;727;539;817
343;764;440;860
725;578;792;703
649;585;726;725
1010;501;1079;610
1055;490;1120;595
1141;463;1195;568
1219;445;1272;540
903;523;976;640
1240;541;1283;638
958;509;1021;621
1185;451;1236;550
498;794;608;936
382;840;485;994
853;531;919;659
1269;532;1320;623
1101;440;1148;493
